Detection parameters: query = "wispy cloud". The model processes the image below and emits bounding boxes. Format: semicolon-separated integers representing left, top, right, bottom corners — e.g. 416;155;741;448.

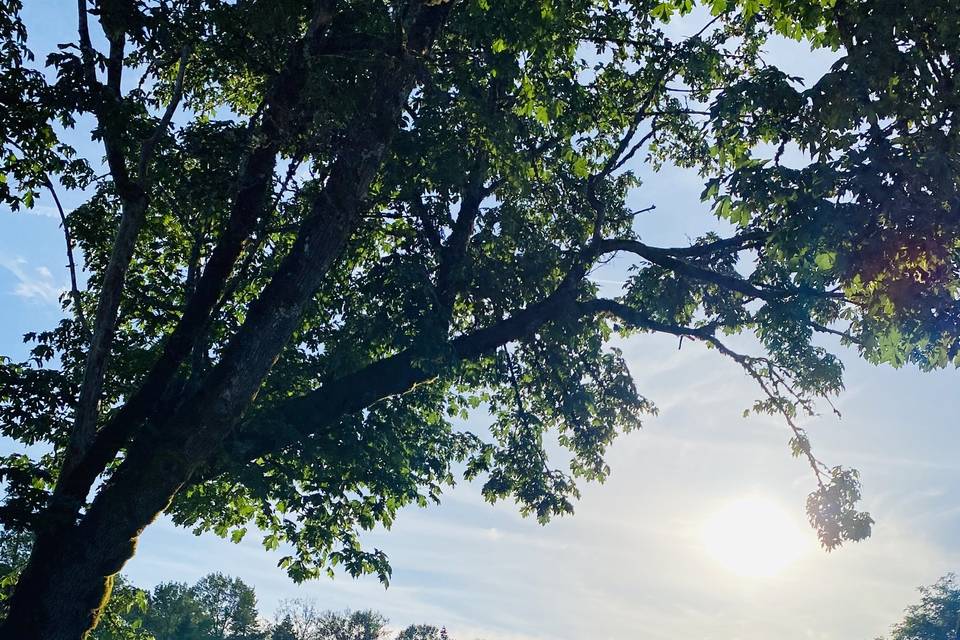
0;255;65;303
1;204;61;219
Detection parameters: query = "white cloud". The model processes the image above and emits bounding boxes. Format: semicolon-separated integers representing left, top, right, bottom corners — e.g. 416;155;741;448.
23;205;60;219
0;254;65;303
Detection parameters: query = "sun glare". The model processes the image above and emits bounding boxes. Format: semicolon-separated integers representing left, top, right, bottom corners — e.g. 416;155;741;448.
700;495;811;578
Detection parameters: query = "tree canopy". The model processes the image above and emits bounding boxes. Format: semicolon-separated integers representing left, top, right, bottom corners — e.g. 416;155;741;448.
879;574;960;640
0;0;957;637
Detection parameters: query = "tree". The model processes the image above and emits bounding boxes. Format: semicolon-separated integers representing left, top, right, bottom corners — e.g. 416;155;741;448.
141;573;265;640
271;616;299;640
142;581;212;640
192;573;265;640
879;575;960;640
397;624;446;640
0;0;957;637
88;577;153;640
314;610;389;640
273;603;388;640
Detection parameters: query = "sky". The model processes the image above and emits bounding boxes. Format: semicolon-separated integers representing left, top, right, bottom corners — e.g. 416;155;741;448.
2;3;959;640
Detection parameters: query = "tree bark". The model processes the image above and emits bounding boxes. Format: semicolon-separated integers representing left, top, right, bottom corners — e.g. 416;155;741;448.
0;4;452;639
50;2;336;528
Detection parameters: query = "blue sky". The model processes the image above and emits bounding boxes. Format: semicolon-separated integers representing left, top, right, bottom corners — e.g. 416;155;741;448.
2;3;959;639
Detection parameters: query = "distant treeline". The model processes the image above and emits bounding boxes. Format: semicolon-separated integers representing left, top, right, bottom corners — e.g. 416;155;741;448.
92;572;451;640
1;528;449;640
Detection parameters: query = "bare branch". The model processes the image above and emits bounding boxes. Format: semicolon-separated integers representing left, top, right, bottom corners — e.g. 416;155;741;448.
588;295;834;488
43;178;90;340
596;236;845;302
809;319;862;345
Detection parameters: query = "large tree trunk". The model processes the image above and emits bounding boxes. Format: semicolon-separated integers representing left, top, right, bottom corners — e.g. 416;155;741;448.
0;4;451;638
0;442;189;640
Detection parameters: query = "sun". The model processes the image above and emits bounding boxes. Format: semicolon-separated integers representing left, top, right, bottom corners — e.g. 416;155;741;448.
700;495;811;578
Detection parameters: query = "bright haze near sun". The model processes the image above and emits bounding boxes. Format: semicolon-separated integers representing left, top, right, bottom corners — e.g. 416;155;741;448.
700;495;814;578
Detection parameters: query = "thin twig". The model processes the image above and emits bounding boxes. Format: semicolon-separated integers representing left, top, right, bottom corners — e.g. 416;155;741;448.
44;178;91;340
702;334;829;487
0;132;91;339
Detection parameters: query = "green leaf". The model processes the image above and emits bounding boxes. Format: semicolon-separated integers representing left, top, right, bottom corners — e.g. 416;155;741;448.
814;251;836;271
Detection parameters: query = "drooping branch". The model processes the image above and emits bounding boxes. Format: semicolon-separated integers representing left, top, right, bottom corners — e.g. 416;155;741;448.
699;334;830;486
579;298;835;489
0;130;91;340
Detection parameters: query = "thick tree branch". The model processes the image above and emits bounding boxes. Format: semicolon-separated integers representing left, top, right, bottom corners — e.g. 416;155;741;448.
579;297;835;486
218;288;582;467
576;298;719;339
436;166;487;309
598;237;799;301
75;0;98;88
3;4;456;638
217;293;720;469
64;0;146;475
655;229;768;257
54;1;339;510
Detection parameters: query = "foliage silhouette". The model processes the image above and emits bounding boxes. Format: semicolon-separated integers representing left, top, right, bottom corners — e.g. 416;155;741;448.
0;0;957;636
